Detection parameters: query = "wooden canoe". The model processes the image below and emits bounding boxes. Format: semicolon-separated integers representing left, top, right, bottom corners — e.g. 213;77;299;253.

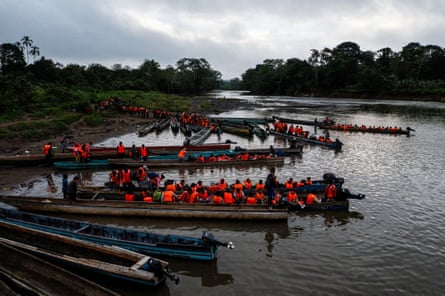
184;127;212;146
0;203;232;261
269;130;343;150
53;159;110;170
109;156;285;168
0;218;178;288
0;240;118;296
0;195;289;220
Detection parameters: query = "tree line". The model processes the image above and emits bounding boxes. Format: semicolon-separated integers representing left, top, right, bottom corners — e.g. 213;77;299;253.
1;37;444;114
235;41;445;99
0;36;222;113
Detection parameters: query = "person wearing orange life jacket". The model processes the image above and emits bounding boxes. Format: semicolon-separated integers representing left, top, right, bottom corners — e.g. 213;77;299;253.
198;187;209;203
287;190;298;203
233;180;243;192
196;180;204;190
255;190;265;204
217;178;227;191
223;188;236;205
140;144;149;161
255;180;265;191
43;142;53;166
212;192;223;204
284;178;294;189
178;147;187;162
324;179;337;201
243;178;253;190
295;179;306;187
162;189;176;203
198;155;205;162
306;191;321;204
121;167;132;191
246;193;256;204
141;190;153;202
188;190;199;203
117;141;126;158
109;170;121;190
233;188;245;204
165;181;176;192
176;180;186;192
125;191;135;201
136;166;147;182
306;177;313;185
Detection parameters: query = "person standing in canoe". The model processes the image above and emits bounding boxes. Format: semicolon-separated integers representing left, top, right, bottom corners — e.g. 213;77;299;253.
140;144;149;161
265;168;277;208
324;179;337;201
43;142;53;167
117;141;126;158
178;147;187;162
62;174;68;199
67;176;80;200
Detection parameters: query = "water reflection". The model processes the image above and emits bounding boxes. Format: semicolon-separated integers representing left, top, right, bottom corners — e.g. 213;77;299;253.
289;211;364;229
169;259;233;287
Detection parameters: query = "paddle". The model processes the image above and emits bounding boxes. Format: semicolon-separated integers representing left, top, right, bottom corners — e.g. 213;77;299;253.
202;231;235;249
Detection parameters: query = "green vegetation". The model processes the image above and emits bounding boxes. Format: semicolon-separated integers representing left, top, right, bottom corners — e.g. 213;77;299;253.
239;42;445;100
1;36;444;141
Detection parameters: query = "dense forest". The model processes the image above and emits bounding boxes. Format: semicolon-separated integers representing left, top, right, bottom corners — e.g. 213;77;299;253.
0;36;222;114
1;36;445;116
234;41;445;99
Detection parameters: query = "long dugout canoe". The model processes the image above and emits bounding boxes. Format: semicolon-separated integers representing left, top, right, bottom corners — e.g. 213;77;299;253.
109;156;285;169
0;195;289;221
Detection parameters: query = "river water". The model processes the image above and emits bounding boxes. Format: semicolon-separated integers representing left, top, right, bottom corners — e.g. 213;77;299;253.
5;91;445;295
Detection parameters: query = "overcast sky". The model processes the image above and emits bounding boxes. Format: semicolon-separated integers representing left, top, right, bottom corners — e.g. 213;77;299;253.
1;0;444;79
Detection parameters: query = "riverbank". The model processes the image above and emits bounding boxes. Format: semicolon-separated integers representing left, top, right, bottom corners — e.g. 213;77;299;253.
0;96;249;188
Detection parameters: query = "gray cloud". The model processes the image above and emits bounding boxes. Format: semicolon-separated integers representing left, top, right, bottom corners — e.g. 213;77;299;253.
1;0;444;78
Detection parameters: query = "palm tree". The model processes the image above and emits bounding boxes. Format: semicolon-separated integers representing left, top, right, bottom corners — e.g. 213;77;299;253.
30;46;40;63
21;35;33;64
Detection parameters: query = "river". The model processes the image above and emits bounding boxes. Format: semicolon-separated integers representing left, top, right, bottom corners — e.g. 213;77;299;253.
5;91;445;295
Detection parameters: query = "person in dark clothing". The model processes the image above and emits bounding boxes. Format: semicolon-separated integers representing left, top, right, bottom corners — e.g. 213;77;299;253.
265;168;277;208
67;176;80;200
62;174;68;199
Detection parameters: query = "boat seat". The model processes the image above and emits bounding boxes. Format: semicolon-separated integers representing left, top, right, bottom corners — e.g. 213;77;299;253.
73;224;91;233
131;256;150;270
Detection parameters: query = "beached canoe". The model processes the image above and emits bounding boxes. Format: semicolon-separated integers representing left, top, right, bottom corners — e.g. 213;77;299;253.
0;195;289;220
184;127;212;146
0;203;233;261
0;240;118;296
0;216;178;288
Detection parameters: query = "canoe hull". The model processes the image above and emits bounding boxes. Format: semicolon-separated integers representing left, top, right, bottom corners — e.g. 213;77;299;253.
0;195;289;221
0;204;219;261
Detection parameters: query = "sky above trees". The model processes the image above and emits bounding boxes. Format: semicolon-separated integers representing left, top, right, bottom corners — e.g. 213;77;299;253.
1;0;444;79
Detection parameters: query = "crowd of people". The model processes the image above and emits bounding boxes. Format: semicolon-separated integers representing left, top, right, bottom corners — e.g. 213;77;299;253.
103;166;338;206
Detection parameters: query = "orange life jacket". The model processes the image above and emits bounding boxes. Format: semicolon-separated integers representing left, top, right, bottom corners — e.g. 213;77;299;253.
306;193;316;204
223;192;235;204
326;184;337;200
163;191;174;202
246;197;256;204
287;191;298;203
44;144;51;155
213;195;223;204
125;193;134;201
121;169;131;183
243;180;252;189
117;144;125;154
